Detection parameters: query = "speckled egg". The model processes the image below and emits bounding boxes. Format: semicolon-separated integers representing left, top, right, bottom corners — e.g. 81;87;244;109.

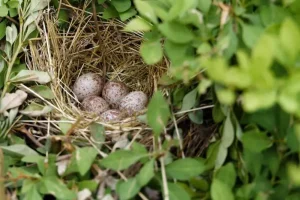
102;81;129;108
82;96;109;115
100;109;125;122
119;91;148;114
73;73;104;101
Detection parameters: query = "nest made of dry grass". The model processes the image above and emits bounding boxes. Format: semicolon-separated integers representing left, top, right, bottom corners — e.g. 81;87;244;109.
25;8;168;134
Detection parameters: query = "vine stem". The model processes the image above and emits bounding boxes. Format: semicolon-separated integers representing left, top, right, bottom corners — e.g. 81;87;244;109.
1;9;24;99
158;136;169;200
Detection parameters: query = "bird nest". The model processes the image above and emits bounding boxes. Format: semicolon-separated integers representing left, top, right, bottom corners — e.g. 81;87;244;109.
25;10;168;137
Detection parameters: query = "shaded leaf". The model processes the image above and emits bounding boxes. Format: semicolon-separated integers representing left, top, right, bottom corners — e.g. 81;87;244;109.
158;22;194;44
111;0;131;12
19;102;52;117
179;88;198;113
168;182;191;200
242;130;272;153
166;158;205;180
215;163;236;189
147;91;170;136
90;123;105;150
30;85;55;100
10;70;52;84
137;159;154;186
242;24;263;48
120;7;137;21
0;21;6;40
1;144;38;157
101;150;147;171
221;115;234;148
116;178;140;200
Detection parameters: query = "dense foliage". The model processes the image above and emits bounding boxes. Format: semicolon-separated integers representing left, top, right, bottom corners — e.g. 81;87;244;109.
1;0;300;200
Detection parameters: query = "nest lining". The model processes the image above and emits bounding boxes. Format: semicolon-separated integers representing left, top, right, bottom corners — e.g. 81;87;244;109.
26;11;169;133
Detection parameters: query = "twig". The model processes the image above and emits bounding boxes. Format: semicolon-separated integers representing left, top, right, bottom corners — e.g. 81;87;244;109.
158;136;169;200
0;149;6;200
92;0;101;41
5;16;19;26
172;114;185;158
174;105;214;115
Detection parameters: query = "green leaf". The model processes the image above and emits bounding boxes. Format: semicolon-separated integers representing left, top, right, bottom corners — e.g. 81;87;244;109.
140;39;163;65
58;118;72;135
124;17;152;32
242;24;264;48
165;40;190;65
221;114;234;148
19;102;52;117
168;182;191;200
30;85;55;100
28;0;49;14
179;88;198;113
0;5;9;17
215;145;228;169
166;158;205;180
40;176;77;200
134;0;157;23
211;179;234;200
158;22;194;44
1;144;38;157
288;163;300;186
101;150;147;171
279;18;300;63
215;163;236;189
147;91;171;136
23;182;42;200
167;0;197;21
75;147;98;176
188;110;203;124
10;70;52;84
116;178;140;200
0;20;6;40
241;130;272;153
120;7;137;21
197;0;211;13
111;0;131;12
90;123;105;150
6;24;18;45
102;5;119;19
242;90;276;112
7;1;19;8
137;159;154;186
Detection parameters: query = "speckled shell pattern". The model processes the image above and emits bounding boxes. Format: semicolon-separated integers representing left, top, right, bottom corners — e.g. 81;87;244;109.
100;109;123;122
82;96;109;115
119;91;148;114
73;73;104;101
102;81;129;108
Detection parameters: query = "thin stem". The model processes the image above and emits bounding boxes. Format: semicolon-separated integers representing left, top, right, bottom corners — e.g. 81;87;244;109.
159;136;169;200
0;149;6;200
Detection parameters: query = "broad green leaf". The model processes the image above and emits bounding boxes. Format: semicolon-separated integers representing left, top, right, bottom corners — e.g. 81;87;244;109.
102;5;119;19
90;123;105;150
137;159;154;186
188;110;203;124
211;179;234;200
78;180;99;192
179;88;197;113
101;150;147;171
165;40;190;65
120;7;137;21
1;144;38;157
252;34;275;70
10;70;52;84
242;90;276;112
58;118;73;135
0;21;6;40
166;158;205;180
168;182;191;200
241;130;272;153
131;142;148;154
19;102;52;117
242;24;264;48
140;39;163;65
197;0;211;13
158;22;194;44
288;163;300;186
0;5;8;17
116;178;140;200
263;149;280;176
6;24;17;45
111;0;131;12
279;18;300;63
147;91;170;136
221;115;234;148
39;176;76;200
167;0;197;21
75;147;98;176
124;17;152;32
216;88;236;106
23;183;42;200
134;0;157;23
215;163;236;189
30;85;55;100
